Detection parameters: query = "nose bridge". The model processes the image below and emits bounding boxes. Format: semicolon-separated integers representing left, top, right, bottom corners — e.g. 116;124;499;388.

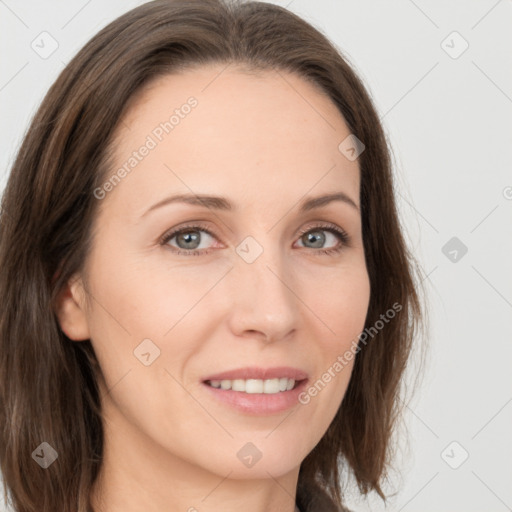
228;233;299;340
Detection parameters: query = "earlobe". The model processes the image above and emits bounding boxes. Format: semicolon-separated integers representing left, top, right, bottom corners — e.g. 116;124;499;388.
54;274;91;341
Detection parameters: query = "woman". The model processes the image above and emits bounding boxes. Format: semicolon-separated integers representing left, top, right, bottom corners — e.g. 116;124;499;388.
0;1;423;511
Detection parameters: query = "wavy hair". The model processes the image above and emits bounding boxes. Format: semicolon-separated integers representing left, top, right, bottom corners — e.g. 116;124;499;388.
0;1;424;511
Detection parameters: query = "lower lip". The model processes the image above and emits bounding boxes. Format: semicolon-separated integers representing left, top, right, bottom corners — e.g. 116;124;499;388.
201;379;309;415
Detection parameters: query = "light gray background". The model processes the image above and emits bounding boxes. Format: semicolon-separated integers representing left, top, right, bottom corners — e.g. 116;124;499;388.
1;1;511;511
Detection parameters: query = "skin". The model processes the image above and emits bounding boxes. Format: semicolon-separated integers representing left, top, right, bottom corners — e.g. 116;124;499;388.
55;63;371;512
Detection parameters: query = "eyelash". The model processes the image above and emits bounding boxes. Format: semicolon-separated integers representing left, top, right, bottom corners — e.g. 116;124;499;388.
159;222;351;257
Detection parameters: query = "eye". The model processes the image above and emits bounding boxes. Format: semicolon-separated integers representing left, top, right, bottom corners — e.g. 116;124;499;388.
295;223;350;255
159;222;217;256
159;222;350;256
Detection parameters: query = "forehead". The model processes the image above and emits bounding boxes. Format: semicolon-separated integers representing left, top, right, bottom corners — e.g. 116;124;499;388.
104;64;360;217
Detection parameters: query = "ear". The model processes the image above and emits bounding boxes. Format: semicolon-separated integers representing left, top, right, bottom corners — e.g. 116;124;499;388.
54;273;91;341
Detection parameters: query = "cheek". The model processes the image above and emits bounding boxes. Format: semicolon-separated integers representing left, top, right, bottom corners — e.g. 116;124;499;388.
308;262;371;344
297;264;369;412
84;253;232;404
87;249;219;338
83;254;213;449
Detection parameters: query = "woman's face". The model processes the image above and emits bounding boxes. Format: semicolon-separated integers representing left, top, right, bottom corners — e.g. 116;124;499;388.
66;64;370;481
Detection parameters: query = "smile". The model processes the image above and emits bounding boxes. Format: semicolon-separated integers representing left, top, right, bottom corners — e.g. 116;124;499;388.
205;377;298;394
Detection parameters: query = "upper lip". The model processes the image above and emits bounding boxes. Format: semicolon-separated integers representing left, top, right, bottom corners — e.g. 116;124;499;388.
202;366;308;382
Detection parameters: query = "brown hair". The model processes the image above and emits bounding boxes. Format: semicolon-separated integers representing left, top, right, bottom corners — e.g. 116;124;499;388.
0;1;424;511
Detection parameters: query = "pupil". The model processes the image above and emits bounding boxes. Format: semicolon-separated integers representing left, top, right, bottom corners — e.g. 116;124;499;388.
306;231;325;248
178;231;200;249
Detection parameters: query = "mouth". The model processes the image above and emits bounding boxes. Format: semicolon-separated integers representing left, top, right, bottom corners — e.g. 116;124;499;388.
201;366;309;416
203;377;306;394
201;375;310;415
200;366;309;395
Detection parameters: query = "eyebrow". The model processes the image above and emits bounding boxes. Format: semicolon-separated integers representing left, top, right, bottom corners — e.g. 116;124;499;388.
142;191;359;217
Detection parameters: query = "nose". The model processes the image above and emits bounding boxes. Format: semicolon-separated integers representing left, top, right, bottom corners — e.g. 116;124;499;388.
226;241;300;343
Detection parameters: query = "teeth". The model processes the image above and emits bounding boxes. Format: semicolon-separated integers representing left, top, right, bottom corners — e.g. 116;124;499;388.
208;377;297;393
